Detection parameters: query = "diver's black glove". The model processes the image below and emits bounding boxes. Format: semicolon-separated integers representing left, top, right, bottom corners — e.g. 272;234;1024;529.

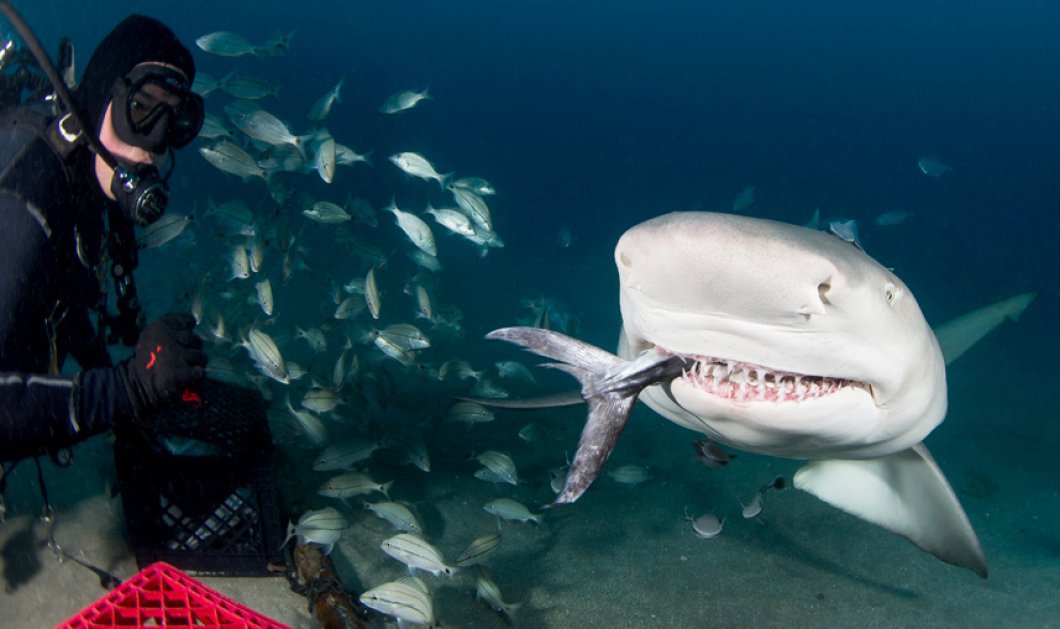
117;313;207;418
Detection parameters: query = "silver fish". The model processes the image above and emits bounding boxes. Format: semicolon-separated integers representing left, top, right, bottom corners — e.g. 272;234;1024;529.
483;498;541;524
308;76;344;122
389;152;448;186
301;387;345;414
285;395;328;446
241;327;289;384
335;144;372;167
447;403;496;426
196;31;257;57
225;101;302;148
426;205;475;237
380;533;455;577
365;501;422;534
303;200;351;224
475;451;518;486
318;472;392;500
475;565;522;622
334;296;364;320
379;88;430;114
387;203;437;256
360;580;434;626
254;278;273;315
229;245;250;281
448;185;492;231
283;506;348;554
199;140;267;180
495;360;536;383
377;323;430;351
365;266;381;319
450;176;496;196
741;476;786;519
207;198;255;235
136;213;191;249
295;326;327;352
454;533;502;567
315;137;336;183
692;438;735;468
313;439;380;471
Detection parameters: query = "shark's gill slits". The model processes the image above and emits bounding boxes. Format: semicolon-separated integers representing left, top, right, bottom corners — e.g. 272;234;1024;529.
679;355;854;402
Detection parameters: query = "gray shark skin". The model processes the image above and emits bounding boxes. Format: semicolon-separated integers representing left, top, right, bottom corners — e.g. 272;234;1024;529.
482;212;1037;579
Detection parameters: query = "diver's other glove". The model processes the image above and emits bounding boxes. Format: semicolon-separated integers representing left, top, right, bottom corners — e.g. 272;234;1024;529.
117;313;207;418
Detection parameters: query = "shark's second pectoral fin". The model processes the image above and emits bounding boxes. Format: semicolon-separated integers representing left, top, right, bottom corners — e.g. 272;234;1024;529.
794;443;987;578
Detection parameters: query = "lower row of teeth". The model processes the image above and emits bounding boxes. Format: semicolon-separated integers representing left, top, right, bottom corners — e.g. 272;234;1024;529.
682;360;846;402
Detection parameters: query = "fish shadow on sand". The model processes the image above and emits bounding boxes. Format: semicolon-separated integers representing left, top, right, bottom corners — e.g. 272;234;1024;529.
734;523;919;599
2;521;42;593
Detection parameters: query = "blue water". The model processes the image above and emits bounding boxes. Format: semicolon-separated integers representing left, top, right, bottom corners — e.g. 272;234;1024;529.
7;1;1060;626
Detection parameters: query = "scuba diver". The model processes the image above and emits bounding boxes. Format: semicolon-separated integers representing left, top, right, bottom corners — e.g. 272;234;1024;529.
0;13;207;464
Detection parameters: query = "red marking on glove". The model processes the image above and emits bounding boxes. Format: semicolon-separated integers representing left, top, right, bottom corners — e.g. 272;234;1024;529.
182;389;202;405
145;344;163;369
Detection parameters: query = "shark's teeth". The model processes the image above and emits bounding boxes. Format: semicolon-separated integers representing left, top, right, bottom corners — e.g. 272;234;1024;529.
679;354;852;403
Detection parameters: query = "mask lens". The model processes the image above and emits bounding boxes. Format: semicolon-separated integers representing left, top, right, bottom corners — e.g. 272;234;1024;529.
112;66;204;152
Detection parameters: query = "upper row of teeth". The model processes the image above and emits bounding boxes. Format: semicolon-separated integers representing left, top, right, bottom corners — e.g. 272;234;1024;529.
683;359;846;392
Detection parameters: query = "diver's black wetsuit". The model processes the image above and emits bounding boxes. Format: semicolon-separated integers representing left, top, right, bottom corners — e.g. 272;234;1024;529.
0;112;134;462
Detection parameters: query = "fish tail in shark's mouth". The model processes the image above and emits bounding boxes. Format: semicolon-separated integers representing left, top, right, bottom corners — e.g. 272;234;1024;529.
678;355;862;403
484;327;687;505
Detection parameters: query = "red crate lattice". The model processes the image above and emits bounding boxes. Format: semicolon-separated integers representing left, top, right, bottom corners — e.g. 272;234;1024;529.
56;561;290;628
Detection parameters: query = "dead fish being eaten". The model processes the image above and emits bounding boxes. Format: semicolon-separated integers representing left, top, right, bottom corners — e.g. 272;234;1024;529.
477;327;686;505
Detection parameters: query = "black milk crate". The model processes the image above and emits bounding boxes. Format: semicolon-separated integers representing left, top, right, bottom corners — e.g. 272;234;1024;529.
114;378;286;576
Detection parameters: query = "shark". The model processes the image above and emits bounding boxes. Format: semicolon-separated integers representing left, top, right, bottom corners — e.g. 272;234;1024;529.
484;211;1036;579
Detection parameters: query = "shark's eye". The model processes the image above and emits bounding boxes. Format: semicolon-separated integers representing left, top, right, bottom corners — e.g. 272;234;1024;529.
885;283;897;304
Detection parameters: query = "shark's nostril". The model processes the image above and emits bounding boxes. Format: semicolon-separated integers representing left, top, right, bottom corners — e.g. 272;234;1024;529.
618;251;633;268
818;281;832;305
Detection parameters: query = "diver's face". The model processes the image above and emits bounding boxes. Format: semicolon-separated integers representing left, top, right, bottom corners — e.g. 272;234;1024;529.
94;100;169;200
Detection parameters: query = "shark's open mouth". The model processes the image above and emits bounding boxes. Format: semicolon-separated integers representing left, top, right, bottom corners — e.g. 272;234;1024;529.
677;353;861;403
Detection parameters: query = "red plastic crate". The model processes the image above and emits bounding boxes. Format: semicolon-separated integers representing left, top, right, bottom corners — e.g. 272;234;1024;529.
56;562;291;629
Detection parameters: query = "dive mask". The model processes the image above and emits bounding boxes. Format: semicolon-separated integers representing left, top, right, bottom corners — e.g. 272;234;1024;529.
110;63;203;153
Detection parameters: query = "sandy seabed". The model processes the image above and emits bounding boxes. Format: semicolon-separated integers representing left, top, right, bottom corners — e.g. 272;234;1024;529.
1;399;1057;629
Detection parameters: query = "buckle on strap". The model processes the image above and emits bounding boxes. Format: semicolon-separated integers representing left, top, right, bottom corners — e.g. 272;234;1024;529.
56;113;81;144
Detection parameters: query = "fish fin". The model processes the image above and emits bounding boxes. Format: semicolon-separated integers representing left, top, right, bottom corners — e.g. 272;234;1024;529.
794;444;987;578
486;327;622;372
553;393;638;505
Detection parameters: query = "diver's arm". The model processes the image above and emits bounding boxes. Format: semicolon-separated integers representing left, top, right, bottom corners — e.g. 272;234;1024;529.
0;368;133;460
0;192;133;461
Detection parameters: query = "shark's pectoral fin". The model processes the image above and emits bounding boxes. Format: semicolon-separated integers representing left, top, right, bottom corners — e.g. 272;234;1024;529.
794;443;987;578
